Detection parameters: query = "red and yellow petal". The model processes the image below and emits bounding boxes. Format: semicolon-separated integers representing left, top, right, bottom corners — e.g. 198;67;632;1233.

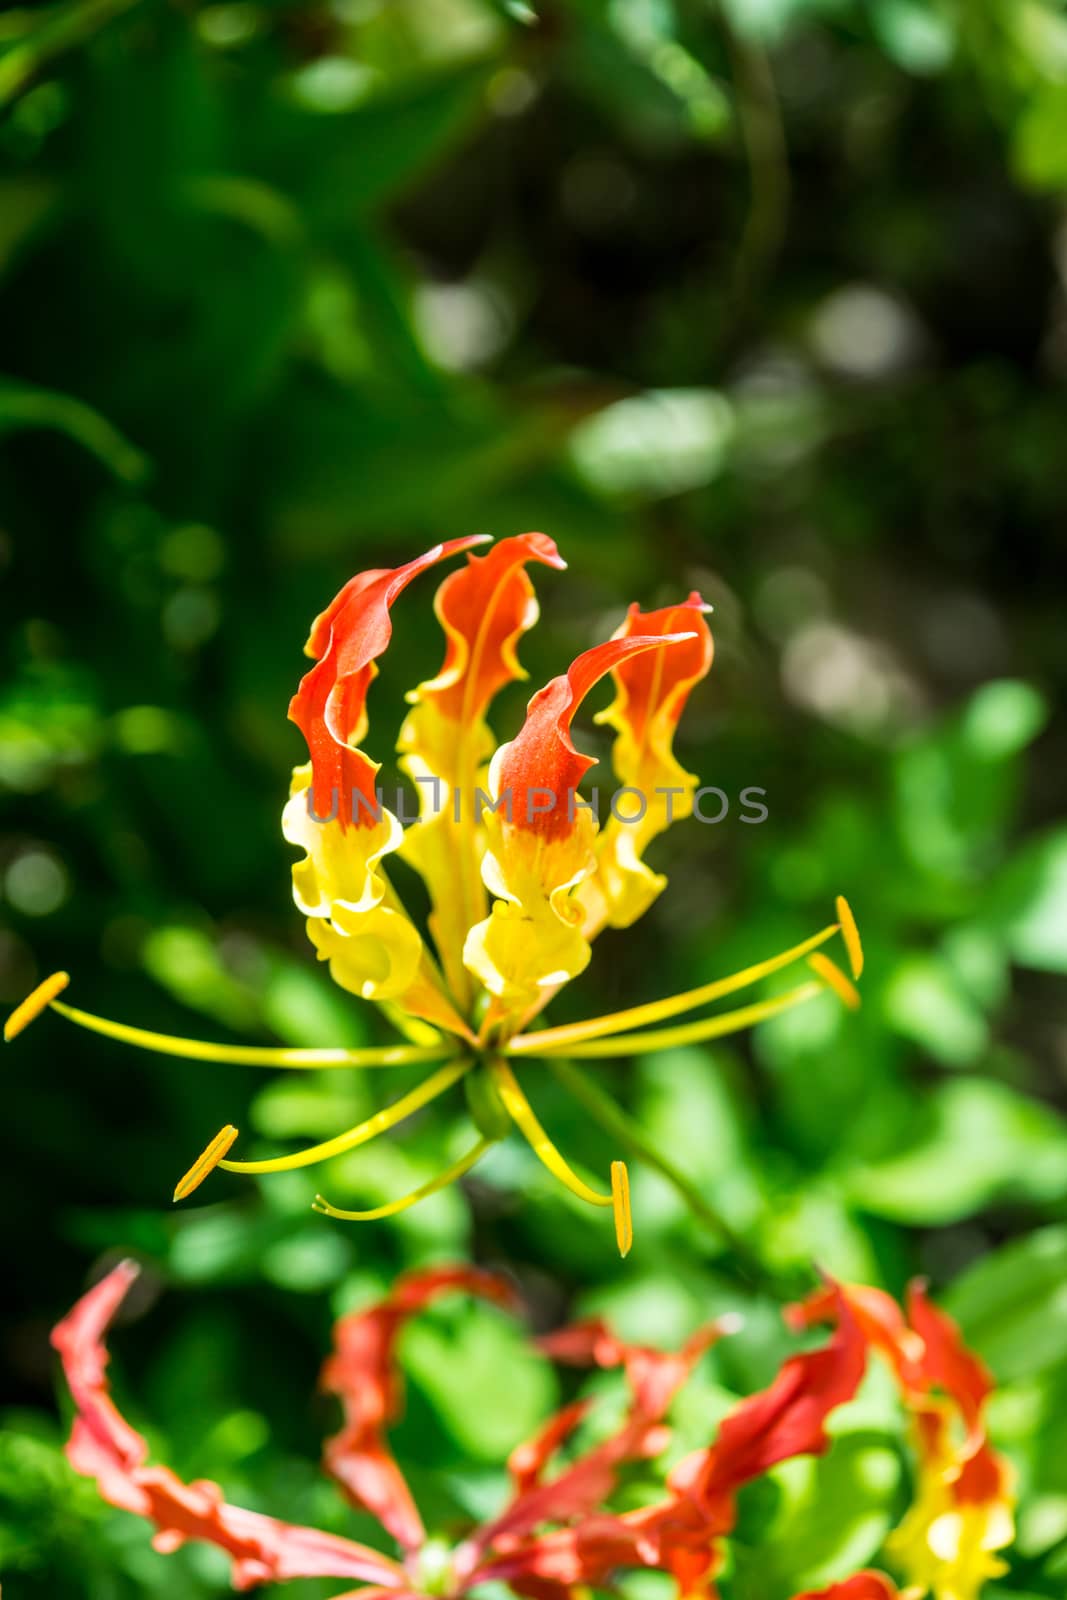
397;534;564;1002
284;764;469;1035
463;630;696;1011
494;631;696;844
52;1265;409;1591
793;1279;1016;1600
321;1266;519;1551
584;592;713;930
401;531;565;762
289;537;486;829
470;1288;869;1600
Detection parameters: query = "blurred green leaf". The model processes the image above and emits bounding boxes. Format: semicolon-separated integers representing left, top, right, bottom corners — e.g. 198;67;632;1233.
295;59;497;219
844;1079;1067;1225
1015;82;1067;189
871;0;955;75
947;1226;1067;1382
570;389;735;499
0;178;56;274
568;8;730;146
754;1433;902;1595
893;681;1048;882
142;926;263;1033
402;1298;557;1460
0;0;140;106
883;952;989;1065
983;828;1067;973
0;377;149;481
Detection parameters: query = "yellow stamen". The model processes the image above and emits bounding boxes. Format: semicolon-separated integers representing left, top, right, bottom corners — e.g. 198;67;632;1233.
490;1059;611;1208
835;894;864;979
173;1125;239;1201
611;1160;633;1257
47;999;456;1069
311;1137;492;1220
808;952;861;1009
219;1061;469;1174
505;923;840;1055
520;982;822;1059
4;971;70;1041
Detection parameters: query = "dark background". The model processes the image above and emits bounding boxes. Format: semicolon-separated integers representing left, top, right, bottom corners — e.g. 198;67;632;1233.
2;0;1067;1594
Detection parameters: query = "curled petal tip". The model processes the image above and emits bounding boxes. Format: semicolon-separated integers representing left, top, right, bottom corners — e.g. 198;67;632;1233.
808;952;861;1010
611;1160;633;1258
4;970;70;1041
173;1125;239;1202
835;894;864;979
523;531;567;570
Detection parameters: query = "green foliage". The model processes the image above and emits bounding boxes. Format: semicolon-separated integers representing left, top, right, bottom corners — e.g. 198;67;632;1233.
2;0;1066;1595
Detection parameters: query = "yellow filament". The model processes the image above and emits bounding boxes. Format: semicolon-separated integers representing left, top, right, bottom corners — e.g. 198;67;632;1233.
808;952;861;1010
48;1000;455;1069
4;971;70;1041
312;1138;492;1220
490;1059;611;1208
505;923;840;1055
522;982;823;1059
174;1125;239;1201
219;1061;469;1174
611;1160;633;1257
835;895;864;979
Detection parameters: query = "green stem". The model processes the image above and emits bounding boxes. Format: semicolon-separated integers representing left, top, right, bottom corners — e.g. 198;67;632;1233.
0;0;142;106
546;1056;777;1292
719;16;789;329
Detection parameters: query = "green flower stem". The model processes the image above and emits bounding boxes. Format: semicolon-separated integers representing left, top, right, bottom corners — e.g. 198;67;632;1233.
545;1056;775;1290
0;0;143;107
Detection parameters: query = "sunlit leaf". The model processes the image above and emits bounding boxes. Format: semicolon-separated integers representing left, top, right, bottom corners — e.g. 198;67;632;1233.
947;1226;1067;1383
844;1080;1067;1225
983;828;1067;973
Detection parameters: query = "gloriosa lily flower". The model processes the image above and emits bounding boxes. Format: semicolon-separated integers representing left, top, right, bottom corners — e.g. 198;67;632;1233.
793;1281;1016;1600
6;536;864;1253
53;1261;1013;1600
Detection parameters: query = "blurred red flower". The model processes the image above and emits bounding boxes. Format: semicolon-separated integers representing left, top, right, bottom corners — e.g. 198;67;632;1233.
52;1262;1007;1600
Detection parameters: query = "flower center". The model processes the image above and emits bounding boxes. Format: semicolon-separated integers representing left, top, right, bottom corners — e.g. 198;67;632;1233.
414;1535;456;1598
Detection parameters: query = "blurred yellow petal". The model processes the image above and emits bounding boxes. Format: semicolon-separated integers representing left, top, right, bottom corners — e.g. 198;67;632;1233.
889;1413;1014;1600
